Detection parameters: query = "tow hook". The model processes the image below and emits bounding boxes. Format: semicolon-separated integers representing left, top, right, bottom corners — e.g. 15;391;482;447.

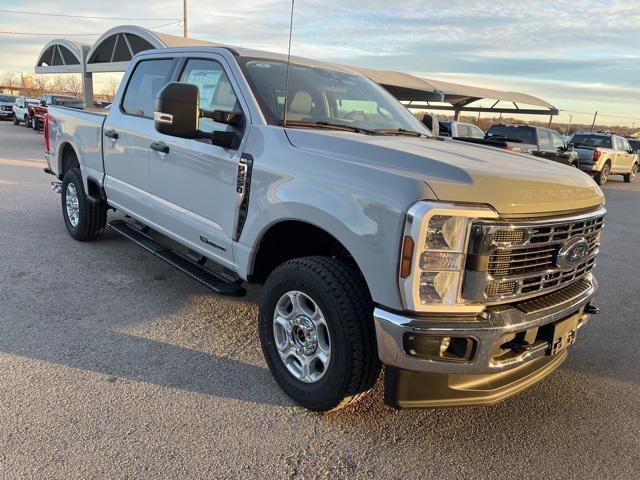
584;304;600;315
51;181;62;193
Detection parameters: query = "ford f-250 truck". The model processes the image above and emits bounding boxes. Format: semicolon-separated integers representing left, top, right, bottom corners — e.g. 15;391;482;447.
44;45;605;411
568;131;638;185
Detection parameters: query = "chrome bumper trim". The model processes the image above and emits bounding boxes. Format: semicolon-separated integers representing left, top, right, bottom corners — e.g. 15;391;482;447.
374;276;598;374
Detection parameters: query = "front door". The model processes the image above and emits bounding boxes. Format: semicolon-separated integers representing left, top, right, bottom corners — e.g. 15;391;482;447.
103;57;176;217
147;56;248;269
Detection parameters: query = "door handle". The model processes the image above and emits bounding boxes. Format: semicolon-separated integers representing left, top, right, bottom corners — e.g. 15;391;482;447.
150;142;169;154
105;129;118;139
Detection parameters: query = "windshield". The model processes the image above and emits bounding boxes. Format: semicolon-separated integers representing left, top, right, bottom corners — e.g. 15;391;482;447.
569;134;612;149
238;57;430;136
0;95;17;103
486;125;536;144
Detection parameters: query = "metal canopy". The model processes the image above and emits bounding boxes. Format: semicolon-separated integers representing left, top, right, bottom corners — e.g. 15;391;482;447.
35;39;89;74
85;25;214;73
350;66;558;116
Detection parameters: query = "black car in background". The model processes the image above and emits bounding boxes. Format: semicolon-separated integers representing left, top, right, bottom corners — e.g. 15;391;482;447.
627;138;640;153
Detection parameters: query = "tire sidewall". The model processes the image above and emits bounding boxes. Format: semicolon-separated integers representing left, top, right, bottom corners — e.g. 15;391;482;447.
61;168;86;239
259;267;354;409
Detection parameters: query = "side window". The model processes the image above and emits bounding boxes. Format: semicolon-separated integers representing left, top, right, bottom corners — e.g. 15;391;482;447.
470;126;484;138
122;59;174;118
179;58;242;135
613;137;622;151
551;132;565;150
538;131;553;150
621;138;631;152
457;124;470;137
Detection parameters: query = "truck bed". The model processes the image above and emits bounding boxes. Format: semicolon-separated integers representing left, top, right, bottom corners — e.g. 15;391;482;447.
47;105;108;182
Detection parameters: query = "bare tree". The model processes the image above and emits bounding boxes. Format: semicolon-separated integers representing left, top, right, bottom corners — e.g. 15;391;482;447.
101;76;120;101
0;71;18;92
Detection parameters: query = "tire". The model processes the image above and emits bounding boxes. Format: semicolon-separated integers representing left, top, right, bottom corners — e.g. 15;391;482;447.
595;162;610;186
259;256;380;412
23;115;29;127
33;118;39;131
12;114;19;125
624;163;638;183
61;167;107;241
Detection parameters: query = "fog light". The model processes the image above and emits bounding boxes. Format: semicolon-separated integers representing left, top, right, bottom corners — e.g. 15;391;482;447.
439;336;451;356
403;334;475;362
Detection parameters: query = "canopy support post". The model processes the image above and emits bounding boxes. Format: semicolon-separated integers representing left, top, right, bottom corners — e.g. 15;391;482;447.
81;46;94;107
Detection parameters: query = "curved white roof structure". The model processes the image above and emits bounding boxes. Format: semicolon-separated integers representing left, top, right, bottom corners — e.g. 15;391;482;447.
85;25;213;72
35;39;90;74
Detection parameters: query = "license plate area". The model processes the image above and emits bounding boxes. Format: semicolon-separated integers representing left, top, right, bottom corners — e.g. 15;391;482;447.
546;315;579;356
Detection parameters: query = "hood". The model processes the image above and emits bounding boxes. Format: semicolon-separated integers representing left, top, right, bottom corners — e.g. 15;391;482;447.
286;129;604;216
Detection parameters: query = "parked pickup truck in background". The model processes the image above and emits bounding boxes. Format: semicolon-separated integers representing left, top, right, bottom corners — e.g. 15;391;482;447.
568;131;638;185
475;124;579;166
0;94;18;121
30;94;83;131
44;45;605;411
438;120;485;140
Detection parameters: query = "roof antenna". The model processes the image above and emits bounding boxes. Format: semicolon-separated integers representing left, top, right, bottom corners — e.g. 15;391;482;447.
282;0;295;128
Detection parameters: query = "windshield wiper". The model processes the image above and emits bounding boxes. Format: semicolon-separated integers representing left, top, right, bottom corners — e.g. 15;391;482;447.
283;120;380;135
374;128;425;137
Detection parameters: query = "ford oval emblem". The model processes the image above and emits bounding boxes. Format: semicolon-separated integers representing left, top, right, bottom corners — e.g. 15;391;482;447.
556;237;590;270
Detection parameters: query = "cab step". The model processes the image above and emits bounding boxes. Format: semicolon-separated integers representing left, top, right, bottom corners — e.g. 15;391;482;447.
108;219;246;297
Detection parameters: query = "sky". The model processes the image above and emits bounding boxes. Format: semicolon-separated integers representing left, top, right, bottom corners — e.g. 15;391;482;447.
1;0;639;127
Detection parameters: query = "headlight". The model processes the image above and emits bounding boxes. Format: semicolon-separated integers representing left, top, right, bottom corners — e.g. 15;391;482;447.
399;202;498;312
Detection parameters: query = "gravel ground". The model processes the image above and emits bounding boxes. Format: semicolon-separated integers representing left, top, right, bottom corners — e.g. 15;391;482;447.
0;120;638;479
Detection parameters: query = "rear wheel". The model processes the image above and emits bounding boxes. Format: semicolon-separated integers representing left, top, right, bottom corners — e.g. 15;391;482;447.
259;257;380;411
624;163;638;183
595;162;610;185
61;167;107;241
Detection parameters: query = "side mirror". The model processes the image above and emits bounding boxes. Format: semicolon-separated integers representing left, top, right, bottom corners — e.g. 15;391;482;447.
40;100;46;106
628;149;634;154
154;82;199;139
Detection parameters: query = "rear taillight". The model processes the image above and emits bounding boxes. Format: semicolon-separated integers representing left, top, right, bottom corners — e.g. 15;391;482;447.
44;113;50;152
593;150;601;162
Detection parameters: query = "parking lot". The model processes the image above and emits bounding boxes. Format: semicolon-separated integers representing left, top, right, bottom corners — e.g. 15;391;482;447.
0;119;638;479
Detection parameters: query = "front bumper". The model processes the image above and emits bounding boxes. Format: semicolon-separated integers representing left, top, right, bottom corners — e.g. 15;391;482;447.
374;276;598;407
0;110;13;118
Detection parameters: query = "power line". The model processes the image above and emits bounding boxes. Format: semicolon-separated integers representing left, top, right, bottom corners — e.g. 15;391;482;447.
0;20;182;36
561;109;640;122
0;8;179;21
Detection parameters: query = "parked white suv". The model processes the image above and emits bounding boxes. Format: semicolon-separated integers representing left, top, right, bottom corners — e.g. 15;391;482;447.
12;97;40;126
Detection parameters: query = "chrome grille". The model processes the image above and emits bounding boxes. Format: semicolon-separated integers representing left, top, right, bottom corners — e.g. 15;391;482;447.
463;207;605;302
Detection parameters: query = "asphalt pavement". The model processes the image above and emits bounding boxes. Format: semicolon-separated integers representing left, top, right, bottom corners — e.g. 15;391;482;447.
0;120;638;479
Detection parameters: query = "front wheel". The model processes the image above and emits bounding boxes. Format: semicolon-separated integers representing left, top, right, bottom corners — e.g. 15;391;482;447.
595;162;610;185
61;167;107;241
259;257;380;411
12;114;19;125
624;163;637;183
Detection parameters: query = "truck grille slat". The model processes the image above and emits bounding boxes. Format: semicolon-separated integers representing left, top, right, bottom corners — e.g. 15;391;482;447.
464;208;605;302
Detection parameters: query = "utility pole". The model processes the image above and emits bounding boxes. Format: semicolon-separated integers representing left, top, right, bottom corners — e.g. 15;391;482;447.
183;0;188;37
590;111;598;132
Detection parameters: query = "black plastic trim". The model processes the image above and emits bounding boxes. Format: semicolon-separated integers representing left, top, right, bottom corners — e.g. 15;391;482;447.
234;153;253;241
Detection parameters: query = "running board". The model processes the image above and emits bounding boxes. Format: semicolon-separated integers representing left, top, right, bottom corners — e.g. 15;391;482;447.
108;220;246;297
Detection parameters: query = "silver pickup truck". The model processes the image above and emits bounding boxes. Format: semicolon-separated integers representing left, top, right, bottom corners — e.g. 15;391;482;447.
44;45;606;411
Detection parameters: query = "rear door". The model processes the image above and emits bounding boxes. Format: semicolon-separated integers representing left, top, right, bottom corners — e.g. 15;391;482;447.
102;57;177;218
147;55;249;268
